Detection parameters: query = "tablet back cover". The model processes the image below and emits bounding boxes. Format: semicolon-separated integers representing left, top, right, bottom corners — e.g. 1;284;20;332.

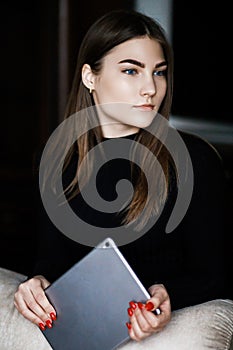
42;238;150;350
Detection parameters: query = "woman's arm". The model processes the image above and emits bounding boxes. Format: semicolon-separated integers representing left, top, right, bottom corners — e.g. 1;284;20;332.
163;132;229;310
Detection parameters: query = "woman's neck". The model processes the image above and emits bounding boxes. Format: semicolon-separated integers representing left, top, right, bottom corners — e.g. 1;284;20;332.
101;126;140;139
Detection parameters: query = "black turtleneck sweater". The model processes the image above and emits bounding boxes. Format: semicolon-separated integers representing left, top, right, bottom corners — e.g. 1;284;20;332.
32;130;229;310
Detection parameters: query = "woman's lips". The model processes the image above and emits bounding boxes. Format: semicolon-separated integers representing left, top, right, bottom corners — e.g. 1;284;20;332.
133;104;155;111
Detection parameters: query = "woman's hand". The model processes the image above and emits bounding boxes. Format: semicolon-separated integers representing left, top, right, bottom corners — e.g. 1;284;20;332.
14;275;57;331
126;284;171;342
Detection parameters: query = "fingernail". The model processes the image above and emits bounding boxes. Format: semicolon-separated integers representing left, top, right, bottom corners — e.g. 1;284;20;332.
138;302;144;310
46;320;53;328
129;301;137;310
126;322;132;330
127;307;133;317
50;312;57;321
39;323;46;331
145;302;154;311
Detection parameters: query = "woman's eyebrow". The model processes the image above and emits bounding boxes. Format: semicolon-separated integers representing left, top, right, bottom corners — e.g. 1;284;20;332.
118;59;145;67
118;59;167;68
155;61;167;68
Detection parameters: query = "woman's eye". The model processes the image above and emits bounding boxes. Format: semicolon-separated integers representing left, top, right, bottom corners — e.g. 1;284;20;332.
153;70;166;77
122;68;137;75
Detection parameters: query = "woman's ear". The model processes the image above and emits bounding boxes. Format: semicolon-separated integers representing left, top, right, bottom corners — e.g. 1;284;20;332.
82;64;95;92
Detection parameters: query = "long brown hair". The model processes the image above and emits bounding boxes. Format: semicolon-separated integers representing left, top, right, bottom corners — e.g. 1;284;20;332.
46;9;174;230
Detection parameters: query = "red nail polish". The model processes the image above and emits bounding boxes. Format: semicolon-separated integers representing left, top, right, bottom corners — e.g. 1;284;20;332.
129;301;137;310
138;302;144;310
145;302;154;311
126;322;132;330
39;323;45;331
46;320;53;328
127;307;133;317
50;312;57;321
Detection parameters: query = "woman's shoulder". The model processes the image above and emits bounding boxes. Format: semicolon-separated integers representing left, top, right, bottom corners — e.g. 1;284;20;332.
177;129;223;167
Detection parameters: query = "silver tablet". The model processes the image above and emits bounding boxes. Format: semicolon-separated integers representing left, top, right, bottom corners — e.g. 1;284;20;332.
42;237;153;350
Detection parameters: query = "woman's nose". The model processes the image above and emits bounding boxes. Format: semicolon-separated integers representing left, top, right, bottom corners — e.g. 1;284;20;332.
139;76;156;97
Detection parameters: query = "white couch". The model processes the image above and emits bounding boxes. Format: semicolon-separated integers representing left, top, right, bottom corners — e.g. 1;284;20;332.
0;267;233;350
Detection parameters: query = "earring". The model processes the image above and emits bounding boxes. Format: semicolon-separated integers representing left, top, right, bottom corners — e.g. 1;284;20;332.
89;82;94;94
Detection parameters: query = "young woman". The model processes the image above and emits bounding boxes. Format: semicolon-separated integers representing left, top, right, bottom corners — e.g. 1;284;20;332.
14;9;228;342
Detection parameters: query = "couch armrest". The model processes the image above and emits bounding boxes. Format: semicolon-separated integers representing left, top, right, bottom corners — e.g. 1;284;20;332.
0;267;52;350
118;298;233;350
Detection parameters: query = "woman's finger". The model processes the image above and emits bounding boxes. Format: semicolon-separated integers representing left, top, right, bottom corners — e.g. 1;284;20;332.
14;293;46;328
31;288;56;321
127;305;152;341
140;305;168;331
148;284;171;325
130;311;151;341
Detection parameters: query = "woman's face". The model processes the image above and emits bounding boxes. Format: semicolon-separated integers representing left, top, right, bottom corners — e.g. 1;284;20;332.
83;36;167;137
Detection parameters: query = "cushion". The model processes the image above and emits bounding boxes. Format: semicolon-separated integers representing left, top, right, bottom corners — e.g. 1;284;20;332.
0;267;233;350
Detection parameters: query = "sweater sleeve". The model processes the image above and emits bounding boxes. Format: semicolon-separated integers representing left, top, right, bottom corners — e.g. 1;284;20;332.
163;132;229;310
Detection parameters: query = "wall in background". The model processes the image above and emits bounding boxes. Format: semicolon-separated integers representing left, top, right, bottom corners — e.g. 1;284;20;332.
172;0;232;122
135;0;173;43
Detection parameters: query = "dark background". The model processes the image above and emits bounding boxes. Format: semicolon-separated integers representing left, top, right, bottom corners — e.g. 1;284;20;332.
2;1;232;293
